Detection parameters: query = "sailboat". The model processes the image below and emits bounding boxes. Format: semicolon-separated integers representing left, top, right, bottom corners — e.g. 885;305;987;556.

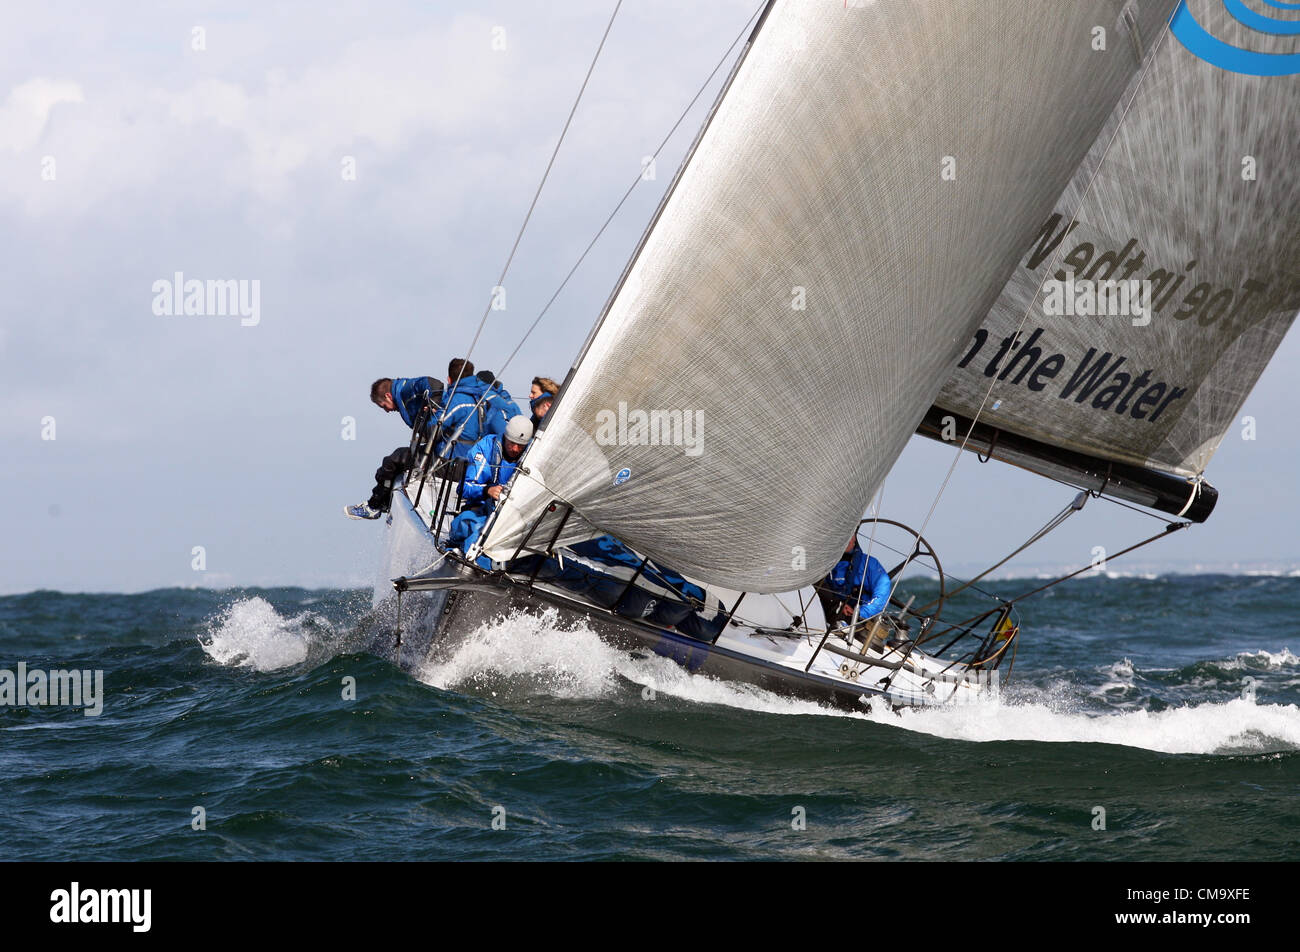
368;0;1299;712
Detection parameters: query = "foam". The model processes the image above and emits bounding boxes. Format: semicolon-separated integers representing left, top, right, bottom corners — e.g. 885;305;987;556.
415;607;843;716
1221;647;1299;670
412;609;1300;754
199;597;313;671
889;694;1300;754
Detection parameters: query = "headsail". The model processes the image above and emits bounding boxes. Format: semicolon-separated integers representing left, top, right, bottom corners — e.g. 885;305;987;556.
480;0;1179;593
928;0;1300;519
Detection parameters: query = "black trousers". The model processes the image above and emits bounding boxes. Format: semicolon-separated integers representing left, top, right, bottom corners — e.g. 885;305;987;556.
367;447;467;511
368;446;412;511
818;590;847;627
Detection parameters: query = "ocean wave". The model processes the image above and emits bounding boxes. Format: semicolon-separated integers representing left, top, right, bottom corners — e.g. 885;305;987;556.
1222;647;1299;669
888;694;1300;755
414;608;844;717
412;609;1300;755
198;597;317;671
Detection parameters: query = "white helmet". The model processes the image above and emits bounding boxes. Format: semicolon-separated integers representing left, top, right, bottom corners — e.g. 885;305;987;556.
504;415;534;445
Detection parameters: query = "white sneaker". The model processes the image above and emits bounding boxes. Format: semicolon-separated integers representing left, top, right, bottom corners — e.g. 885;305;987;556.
344;503;382;520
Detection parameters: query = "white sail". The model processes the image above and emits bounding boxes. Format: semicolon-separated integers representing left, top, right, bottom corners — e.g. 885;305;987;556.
480;0;1178;592
931;0;1300;490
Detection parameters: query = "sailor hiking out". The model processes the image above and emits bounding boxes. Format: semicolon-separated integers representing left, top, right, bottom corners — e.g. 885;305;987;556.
344;371;446;520
345;358;518;520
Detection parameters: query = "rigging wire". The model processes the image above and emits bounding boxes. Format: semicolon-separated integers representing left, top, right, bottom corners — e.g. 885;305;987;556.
432;0;625;449
433;0;768;463
913;492;1086;612
881;15;1180;600
485;0;768;385
460;0;624;368
1089;483;1181;523
1007;522;1187;604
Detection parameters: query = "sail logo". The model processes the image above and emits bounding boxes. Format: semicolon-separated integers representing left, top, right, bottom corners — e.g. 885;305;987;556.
956;326;1191;424
0;662;103;716
594;402;705;457
1170;0;1300;76
1024;214;1270;335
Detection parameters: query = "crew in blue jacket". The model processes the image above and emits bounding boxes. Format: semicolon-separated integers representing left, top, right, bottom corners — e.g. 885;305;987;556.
820;537;892;624
345;360;523;520
366;374;443;429
447;415;535;555
344;371;446;520
475;370;525;438
388;375;443;429
434;358;497;460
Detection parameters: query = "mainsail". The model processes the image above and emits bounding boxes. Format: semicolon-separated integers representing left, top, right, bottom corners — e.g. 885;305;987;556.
479;0;1180;593
927;0;1300;520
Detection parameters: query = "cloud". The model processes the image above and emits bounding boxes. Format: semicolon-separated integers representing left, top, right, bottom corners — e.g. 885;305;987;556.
0;78;84;153
0;0;778;591
0;14;548;215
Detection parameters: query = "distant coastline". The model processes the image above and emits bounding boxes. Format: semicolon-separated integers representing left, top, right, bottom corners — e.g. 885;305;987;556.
4;562;1300;598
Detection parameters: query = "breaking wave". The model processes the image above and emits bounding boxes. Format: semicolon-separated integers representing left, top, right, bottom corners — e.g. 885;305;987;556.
413;608;1300;755
199;597;322;671
888;694;1300;755
415;608;840;716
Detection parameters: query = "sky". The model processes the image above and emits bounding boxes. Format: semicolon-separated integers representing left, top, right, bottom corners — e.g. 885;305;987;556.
3;0;1298;594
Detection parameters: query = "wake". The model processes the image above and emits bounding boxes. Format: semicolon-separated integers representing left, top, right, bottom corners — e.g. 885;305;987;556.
415;608;1300;756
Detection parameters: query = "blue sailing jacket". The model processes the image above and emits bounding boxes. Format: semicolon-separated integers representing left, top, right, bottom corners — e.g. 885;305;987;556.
392;376;443;430
481;381;524;438
827;546;892;619
460;433;523;511
435;376;494;460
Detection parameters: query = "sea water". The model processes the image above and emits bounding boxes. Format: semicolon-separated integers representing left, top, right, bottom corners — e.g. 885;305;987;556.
1;575;1297;860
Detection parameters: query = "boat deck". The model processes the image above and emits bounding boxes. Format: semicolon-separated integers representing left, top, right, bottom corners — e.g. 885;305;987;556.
383;477;987;708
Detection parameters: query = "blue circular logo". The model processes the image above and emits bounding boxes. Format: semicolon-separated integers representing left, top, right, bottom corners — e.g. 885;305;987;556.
1171;1;1300;76
613;468;631;486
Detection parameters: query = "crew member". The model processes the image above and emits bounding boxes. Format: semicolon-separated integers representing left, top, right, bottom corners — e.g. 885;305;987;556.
476;370;525;438
433;357;497;461
529;376;559;429
818;536;892;626
447;415;535;553
344;373;444;520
